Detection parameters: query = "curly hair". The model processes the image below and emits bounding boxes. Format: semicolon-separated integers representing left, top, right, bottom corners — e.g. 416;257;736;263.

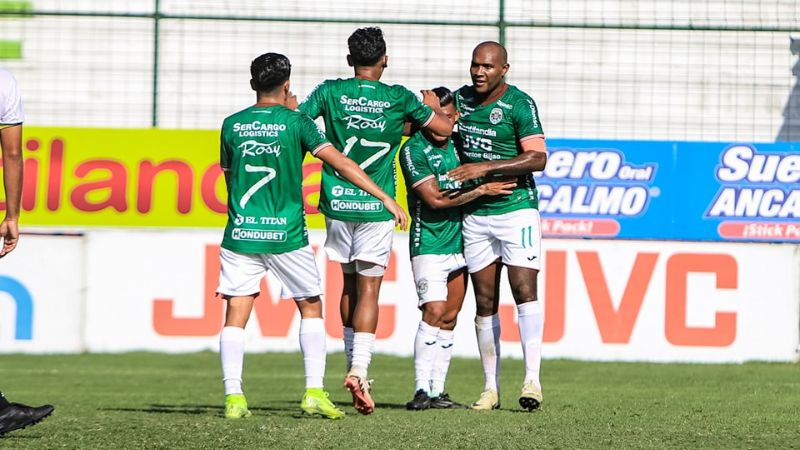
250;53;291;92
347;27;386;66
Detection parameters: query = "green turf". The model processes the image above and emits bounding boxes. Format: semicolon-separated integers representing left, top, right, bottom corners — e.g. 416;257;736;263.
0;352;798;449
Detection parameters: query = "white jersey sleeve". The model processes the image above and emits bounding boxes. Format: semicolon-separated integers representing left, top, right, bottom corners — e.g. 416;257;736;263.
0;69;24;126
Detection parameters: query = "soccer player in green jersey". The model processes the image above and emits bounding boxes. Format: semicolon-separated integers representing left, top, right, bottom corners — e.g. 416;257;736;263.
399;87;515;411
216;53;407;421
447;42;549;412
299;27;452;415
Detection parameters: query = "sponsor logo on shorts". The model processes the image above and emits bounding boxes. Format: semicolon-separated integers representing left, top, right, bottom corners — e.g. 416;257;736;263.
416;279;429;295
489;107;503;125
330;199;383;212
231;228;287;242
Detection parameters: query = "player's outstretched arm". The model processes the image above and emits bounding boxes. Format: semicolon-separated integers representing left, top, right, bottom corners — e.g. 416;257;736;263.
316;145;409;230
414;178;516;210
0;124;23;257
420;90;453;137
447;136;547;183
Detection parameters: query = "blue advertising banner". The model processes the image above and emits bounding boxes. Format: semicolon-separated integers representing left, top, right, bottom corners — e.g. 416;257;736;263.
536;140;800;242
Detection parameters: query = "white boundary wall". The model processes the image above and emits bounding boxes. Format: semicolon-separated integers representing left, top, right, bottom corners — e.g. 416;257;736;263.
1;1;796;140
1;230;798;362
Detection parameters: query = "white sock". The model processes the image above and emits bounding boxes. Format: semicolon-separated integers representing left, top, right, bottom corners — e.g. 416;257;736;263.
518;301;544;388
475;314;501;392
300;318;326;389
343;326;354;372
413;321;440;394
349;332;375;379
220;326;245;395
430;329;454;397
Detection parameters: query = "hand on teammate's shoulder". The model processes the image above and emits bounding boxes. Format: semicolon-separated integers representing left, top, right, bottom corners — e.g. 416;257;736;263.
285;92;299;110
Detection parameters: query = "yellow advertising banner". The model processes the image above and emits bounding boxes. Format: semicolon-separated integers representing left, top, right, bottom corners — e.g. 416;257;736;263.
2;127;408;229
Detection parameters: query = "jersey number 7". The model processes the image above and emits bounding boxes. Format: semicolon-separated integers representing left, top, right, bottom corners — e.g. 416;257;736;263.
240;164;277;208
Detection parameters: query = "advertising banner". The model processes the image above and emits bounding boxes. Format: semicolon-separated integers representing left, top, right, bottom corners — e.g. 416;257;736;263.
3;127;406;230
0;234;85;353
73;230;799;362
538;140;800;242
4;128;798;242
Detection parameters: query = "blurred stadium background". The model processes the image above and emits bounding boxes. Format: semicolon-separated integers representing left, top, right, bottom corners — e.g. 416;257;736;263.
1;0;798;376
1;1;799;447
2;0;799;139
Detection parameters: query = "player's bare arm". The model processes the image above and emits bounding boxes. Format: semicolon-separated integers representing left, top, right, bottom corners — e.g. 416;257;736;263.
316;145;409;230
0;123;23;257
414;178;516;210
447;136;547;183
421;90;453;137
402;121;419;137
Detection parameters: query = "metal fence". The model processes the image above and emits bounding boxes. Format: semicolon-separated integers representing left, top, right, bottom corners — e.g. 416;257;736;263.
1;0;799;141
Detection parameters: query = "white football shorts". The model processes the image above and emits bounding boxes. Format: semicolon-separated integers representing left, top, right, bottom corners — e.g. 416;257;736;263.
462;208;542;273
411;253;467;306
323;218;395;267
217;246;323;300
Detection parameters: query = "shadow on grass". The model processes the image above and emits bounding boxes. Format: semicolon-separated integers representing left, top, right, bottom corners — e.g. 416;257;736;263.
373;402;413;410
101;403;301;416
0;433;46;440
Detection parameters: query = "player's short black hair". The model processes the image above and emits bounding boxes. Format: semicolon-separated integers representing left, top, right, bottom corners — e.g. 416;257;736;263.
348;27;386;66
432;86;454;108
250;53;291;92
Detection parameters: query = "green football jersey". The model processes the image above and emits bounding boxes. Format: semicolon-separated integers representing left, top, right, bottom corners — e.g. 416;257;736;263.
220;104;329;254
299;78;435;222
454;84;544;216
399;133;464;257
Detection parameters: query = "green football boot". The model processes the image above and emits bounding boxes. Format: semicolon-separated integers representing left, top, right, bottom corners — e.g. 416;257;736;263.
224;394;252;419
301;388;345;420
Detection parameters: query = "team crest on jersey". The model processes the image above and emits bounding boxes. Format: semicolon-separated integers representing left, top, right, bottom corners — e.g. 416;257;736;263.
489;107;503;125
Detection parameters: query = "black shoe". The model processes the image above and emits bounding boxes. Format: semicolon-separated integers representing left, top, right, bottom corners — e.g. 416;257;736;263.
0;403;54;436
405;389;431;410
430;392;468;409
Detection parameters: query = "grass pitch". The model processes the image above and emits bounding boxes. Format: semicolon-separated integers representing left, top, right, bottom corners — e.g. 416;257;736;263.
1;352;798;449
